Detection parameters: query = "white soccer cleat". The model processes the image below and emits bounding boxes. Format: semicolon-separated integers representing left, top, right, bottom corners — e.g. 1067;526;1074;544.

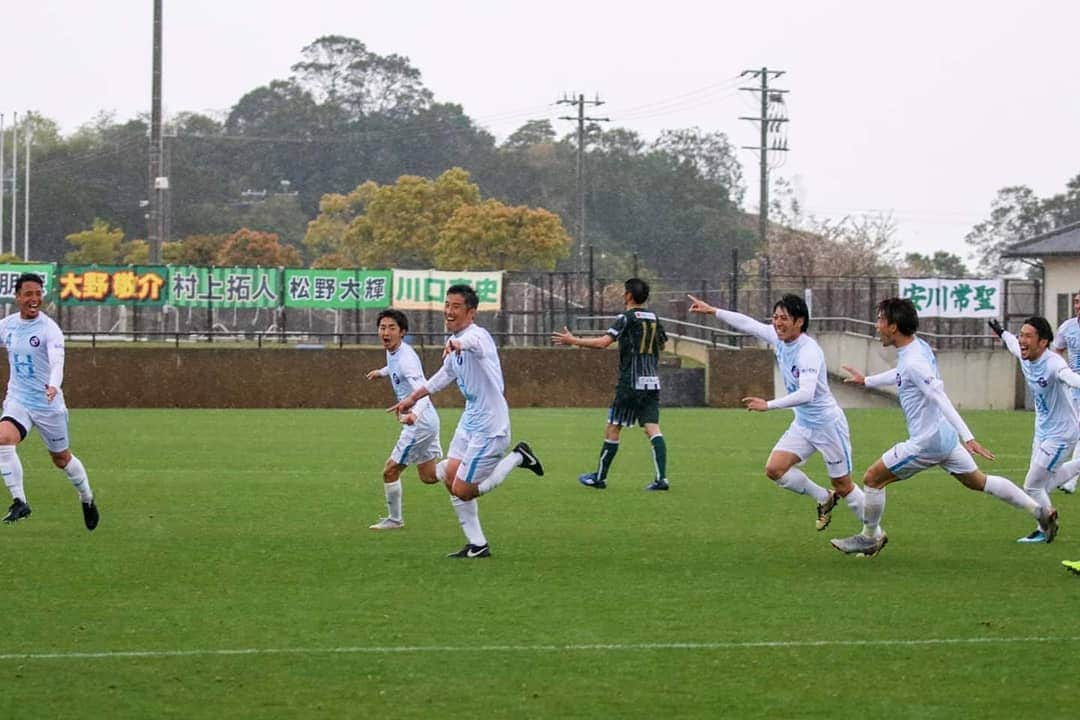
369;517;404;531
1061;477;1078;494
830;532;888;558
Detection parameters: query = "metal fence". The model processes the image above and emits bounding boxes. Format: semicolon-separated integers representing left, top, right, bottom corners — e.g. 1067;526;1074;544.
21;270;1040;351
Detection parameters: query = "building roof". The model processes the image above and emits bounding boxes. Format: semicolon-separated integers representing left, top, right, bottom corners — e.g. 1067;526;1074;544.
1003;221;1080;258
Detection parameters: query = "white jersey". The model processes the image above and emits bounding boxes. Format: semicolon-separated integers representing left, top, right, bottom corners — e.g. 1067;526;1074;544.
426;323;510;437
1052;317;1080;401
867;337;969;456
1003;331;1080;443
0;311;66;412
714;309;843;429
383;342;436;427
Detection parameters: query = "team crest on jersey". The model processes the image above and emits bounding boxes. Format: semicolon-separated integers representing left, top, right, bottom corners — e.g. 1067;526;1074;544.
392;373;400;385
1037;376;1048;388
29;336;40;347
791;365;800;378
896;373;903;387
457;354;463;365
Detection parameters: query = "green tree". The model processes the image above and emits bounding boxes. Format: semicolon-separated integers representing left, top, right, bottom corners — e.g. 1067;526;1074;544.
64;219;125;264
902;251;969;277
435;201;571;270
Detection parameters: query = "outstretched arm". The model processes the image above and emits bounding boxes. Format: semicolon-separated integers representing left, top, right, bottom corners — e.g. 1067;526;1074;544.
552;326;616;349
687;294;778;345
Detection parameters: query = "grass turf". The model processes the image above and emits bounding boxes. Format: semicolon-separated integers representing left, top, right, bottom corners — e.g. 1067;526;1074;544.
1;407;1076;719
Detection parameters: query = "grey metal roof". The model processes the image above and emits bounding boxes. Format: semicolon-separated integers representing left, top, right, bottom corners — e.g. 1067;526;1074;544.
1003;221;1080;258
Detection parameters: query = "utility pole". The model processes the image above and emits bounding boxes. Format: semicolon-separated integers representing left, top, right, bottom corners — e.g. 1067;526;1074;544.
558;93;608;272
739;68;788;281
23;121;30;260
148;0;165;263
10;111;16;256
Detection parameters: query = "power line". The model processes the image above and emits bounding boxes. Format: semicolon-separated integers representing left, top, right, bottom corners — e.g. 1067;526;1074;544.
738;67;789;273
557;93;609;272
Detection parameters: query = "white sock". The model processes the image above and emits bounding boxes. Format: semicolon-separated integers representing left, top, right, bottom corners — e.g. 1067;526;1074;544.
862;486;886;536
477;452;522;496
1053;458;1080;489
384;479;403;522
986;474;1040;515
450;496;487;546
436;460;448;483
63;455;93;503
0;446;25;502
842;484;865;522
776;468;830;504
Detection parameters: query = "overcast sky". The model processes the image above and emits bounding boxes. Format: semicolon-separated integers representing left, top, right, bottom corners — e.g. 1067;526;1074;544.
6;0;1079;267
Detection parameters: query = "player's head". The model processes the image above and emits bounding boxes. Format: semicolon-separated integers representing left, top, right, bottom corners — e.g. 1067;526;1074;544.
875;297;919;346
445;284;478;333
624;278;649;306
772;294;809;339
1018;315;1053;361
1073;290;1080;318
14;272;45;320
376;309;408;351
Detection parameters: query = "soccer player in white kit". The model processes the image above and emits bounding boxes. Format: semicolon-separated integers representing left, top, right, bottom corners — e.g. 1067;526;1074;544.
365;309;442;531
687;293;865;533
1051;291;1080;494
833;298;1054;557
0;273;99;530
389;284;544;558
990;315;1080;542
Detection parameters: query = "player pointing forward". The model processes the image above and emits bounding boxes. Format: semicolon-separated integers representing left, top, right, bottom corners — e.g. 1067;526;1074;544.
833;298;1055;557
687;293;864;533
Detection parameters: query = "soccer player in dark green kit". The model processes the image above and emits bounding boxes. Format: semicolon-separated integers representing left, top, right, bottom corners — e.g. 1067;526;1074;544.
552;278;670;490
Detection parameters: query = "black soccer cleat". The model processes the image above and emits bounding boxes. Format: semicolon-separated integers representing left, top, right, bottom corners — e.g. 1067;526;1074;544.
2;498;31;524
514;442;544;476
645;479;670;492
579;472;607;489
447;543;491;559
82;499;100;531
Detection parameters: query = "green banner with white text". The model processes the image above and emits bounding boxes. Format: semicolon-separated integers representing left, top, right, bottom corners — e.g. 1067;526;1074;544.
0;264;55;301
283;269;392;309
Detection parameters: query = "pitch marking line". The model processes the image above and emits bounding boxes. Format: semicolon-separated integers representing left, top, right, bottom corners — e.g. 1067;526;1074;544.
2;636;1078;662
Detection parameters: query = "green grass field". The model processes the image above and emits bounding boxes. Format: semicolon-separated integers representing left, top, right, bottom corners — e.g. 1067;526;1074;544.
2;407;1077;719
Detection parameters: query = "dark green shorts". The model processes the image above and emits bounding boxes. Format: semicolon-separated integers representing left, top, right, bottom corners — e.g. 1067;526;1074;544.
607;389;660;427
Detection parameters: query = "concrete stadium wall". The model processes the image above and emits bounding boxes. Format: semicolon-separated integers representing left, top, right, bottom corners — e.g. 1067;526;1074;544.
812;331;1020;410
56;346;742;409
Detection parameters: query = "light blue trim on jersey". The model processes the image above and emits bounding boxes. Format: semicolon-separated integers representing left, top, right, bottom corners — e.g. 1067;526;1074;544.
398;439;416;465
465;439;494;483
1048;443;1067;471
888;454;918;473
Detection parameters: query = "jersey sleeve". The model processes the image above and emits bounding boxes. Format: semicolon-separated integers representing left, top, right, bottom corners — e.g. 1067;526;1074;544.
714;309;779;346
1000;330;1022;360
607;313;627;339
1050;354;1080;389
45;320;66;389
766;342;822;410
907;357;975;443
1052;324;1069;352
400;351;433;415
863;368;897;389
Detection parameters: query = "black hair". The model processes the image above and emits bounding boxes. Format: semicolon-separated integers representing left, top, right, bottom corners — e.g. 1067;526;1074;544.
376;309;409;333
877;297;919;336
773;294;809;333
624;278;649;304
1023;316;1054;344
446;284;479;310
14;272;44;293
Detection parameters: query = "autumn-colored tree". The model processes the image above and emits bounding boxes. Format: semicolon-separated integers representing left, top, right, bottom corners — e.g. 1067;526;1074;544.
302;183;376;262
120;239;150;265
65;218;125;264
435;201;570;270
216;228;303;267
164;234;230;265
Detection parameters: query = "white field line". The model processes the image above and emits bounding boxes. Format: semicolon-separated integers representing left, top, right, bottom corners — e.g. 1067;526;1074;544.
1;636;1078;662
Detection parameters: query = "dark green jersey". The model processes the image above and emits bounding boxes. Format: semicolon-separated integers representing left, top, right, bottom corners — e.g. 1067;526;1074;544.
606;307;667;391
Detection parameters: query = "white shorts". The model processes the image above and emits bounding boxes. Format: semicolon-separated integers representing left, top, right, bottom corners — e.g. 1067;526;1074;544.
882;439;977;480
773;416;853;479
447;426;510;485
2;397;70;453
390;418;442;467
1029;436;1076;473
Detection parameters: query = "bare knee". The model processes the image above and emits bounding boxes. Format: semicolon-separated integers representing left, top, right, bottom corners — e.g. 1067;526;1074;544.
831;476;855;495
50;450;71;469
764;464;786;482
